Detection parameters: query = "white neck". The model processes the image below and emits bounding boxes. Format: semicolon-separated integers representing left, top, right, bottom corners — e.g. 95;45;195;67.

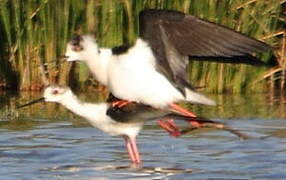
55;90;142;138
84;46;112;86
58;92;108;123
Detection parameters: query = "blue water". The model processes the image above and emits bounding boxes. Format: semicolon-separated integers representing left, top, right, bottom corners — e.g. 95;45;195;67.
0;92;286;179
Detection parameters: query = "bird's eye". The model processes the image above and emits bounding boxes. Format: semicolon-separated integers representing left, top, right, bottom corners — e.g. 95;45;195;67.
72;45;83;52
52;89;59;95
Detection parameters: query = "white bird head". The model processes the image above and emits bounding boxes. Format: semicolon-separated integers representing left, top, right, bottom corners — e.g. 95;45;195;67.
65;34;99;62
43;85;72;102
17;85;73;108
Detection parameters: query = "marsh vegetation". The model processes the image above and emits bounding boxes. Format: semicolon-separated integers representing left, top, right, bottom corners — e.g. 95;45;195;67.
0;0;284;94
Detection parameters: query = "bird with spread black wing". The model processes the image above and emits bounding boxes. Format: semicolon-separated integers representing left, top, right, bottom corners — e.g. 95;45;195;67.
64;9;271;135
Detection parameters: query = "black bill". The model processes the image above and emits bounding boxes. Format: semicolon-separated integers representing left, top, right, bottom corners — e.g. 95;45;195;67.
17;97;45;109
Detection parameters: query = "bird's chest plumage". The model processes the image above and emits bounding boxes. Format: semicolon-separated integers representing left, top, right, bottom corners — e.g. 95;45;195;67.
108;56;153;100
95;117;142;137
107;51;183;107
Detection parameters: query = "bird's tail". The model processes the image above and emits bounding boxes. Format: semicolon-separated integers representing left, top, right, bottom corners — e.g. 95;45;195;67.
185;88;216;106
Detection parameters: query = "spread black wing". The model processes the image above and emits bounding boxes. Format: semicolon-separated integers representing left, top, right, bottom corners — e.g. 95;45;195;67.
139;9;270;94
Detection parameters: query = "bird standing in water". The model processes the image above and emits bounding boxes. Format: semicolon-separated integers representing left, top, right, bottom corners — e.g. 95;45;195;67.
64;9;270;135
17;85;247;164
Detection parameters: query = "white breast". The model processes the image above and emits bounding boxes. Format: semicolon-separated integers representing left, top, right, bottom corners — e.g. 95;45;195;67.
107;39;184;108
80;103;143;138
95;118;143;138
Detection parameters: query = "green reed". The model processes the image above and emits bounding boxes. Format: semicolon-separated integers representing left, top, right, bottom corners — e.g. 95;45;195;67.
0;0;283;93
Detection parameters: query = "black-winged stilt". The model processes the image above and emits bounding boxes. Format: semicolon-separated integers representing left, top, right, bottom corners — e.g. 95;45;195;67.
17;85;247;164
64;9;270;135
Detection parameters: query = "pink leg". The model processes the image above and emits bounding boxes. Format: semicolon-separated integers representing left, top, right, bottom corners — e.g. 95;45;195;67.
124;136;141;164
157;119;181;137
125;136;136;162
169;103;196;117
112;100;132;108
169;103;202;128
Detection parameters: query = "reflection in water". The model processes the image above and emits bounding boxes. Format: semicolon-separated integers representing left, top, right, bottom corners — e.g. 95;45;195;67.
0;92;286;179
2;91;286;121
191;92;286;119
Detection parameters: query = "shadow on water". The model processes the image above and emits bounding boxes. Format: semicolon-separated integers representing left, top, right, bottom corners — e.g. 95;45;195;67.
0;91;286;179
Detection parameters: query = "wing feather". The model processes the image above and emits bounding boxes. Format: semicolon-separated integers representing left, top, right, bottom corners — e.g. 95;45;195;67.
139;9;270;93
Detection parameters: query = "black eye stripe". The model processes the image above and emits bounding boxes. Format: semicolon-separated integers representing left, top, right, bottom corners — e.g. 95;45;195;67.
71;34;82;45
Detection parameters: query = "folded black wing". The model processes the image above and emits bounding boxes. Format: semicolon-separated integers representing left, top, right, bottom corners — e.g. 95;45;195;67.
106;103;167;123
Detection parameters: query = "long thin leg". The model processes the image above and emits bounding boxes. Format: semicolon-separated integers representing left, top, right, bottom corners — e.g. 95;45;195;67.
158;104;201;136
169;103;196;117
129;137;141;164
169;103;202;128
125;136;136;163
112;100;132;108
157;119;181;137
124;136;141;164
